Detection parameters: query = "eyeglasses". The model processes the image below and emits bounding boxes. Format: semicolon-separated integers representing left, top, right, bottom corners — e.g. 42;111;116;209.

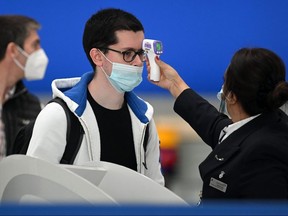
100;47;146;63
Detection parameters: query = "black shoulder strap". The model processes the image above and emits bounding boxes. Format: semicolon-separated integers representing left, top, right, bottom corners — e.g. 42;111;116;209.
143;123;149;153
49;98;84;164
142;124;150;170
13;120;35;154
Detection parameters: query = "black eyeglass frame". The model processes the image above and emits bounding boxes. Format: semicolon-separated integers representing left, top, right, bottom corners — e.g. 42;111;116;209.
99;47;146;63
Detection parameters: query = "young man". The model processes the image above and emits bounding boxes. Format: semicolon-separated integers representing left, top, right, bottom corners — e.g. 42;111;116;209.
0;15;49;159
27;8;164;185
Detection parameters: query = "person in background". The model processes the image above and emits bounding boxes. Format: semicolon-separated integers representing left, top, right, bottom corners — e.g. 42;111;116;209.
0;15;49;159
148;48;288;202
27;8;164;186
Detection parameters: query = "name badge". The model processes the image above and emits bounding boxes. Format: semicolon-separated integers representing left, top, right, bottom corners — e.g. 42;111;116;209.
209;177;227;193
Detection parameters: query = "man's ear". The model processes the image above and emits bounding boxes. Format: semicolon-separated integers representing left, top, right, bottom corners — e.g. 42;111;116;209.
6;42;19;58
90;48;103;67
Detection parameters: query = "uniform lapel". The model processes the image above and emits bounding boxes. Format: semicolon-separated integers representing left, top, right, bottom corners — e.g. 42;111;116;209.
199;111;278;178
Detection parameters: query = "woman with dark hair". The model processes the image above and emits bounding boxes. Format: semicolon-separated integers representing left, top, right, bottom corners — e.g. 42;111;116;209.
148;48;288;203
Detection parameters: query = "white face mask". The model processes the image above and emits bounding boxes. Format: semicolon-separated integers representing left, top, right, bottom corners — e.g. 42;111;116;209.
99;51;143;93
13;46;49;80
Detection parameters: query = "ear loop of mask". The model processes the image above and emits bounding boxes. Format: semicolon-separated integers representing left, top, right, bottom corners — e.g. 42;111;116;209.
97;49;112;77
13;46;29;71
17;46;29;57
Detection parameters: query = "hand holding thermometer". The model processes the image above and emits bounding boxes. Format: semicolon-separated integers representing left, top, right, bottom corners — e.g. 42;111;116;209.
142;39;163;81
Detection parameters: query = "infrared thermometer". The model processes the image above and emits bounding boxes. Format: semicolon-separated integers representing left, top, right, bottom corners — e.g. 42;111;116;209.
142;39;163;81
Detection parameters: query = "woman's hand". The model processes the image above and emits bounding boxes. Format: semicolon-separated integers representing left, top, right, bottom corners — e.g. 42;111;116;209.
146;56;190;98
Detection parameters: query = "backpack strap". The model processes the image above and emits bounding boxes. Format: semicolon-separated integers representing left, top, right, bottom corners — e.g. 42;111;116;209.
49;98;84;164
142;124;149;170
143;123;149;153
13;120;35;154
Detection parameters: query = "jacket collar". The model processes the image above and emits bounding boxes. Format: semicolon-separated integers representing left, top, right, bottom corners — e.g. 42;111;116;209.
52;71;153;124
7;81;27;101
199;110;285;178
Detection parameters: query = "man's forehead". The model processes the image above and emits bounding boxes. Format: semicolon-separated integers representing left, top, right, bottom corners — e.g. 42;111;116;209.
114;30;144;49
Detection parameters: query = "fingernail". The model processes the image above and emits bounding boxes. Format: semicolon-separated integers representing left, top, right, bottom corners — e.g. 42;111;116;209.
156;56;159;60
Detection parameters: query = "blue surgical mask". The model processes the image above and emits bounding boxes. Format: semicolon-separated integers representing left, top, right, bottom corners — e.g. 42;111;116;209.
217;86;231;114
99;51;143;93
217;86;226;113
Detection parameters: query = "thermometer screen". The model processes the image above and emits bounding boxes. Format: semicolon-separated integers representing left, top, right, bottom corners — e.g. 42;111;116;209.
154;41;163;54
156;42;162;51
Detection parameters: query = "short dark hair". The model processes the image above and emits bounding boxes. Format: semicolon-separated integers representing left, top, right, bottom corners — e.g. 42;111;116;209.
82;8;144;70
225;47;288;115
0;15;40;60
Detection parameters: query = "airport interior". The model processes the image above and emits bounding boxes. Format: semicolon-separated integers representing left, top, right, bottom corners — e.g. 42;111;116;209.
1;0;288;214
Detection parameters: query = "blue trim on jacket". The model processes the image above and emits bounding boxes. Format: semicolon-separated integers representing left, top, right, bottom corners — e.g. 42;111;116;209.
62;71;150;124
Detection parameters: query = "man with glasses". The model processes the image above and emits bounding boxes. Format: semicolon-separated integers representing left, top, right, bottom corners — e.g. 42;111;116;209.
27;8;165;186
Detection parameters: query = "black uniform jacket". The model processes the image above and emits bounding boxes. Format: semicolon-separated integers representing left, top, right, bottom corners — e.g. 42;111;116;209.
3;81;42;155
174;89;288;201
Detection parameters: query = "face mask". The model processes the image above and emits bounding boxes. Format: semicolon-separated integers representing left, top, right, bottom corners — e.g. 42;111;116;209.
14;46;49;80
99;51;143;93
217;86;228;113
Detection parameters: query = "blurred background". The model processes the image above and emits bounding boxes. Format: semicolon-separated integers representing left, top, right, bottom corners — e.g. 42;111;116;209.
1;0;288;205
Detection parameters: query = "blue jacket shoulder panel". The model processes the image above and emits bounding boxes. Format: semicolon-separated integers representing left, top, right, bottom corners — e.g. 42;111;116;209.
58;71;152;123
125;92;150;124
64;72;94;116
